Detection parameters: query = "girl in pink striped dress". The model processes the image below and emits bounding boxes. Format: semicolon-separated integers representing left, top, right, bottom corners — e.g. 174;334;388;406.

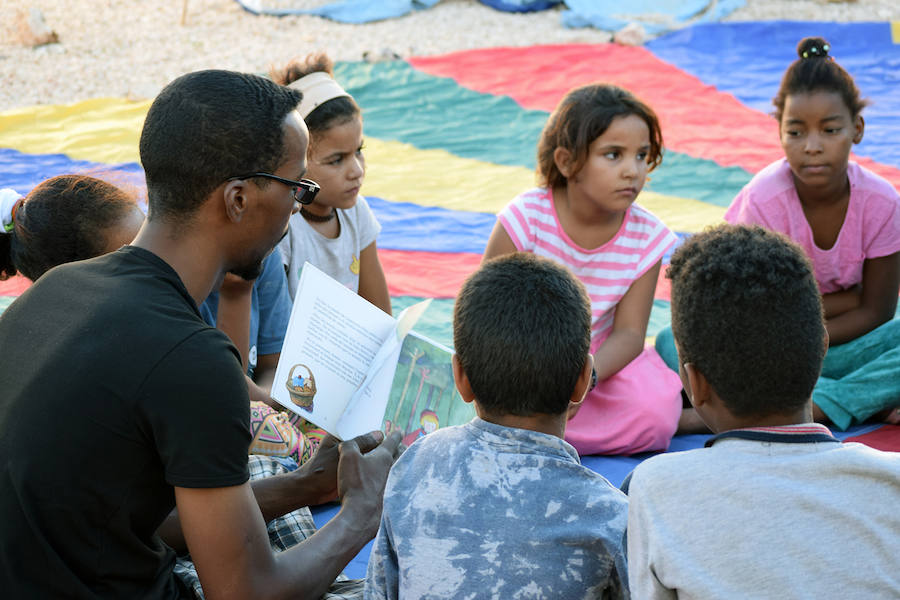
483;84;683;455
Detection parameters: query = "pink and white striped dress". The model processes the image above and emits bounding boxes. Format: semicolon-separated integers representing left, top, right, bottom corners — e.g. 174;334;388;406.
498;187;683;455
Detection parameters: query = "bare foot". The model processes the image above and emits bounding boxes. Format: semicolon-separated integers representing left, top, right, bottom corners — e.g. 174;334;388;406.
871;407;900;425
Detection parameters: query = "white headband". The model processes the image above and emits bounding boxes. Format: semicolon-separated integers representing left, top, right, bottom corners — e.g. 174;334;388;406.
1;188;23;234
289;72;351;119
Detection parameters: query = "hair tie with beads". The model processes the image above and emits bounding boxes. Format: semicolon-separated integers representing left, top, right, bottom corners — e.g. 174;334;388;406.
1;188;24;234
801;43;830;59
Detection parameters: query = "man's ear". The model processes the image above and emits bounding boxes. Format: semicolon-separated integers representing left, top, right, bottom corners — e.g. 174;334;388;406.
452;354;476;404
852;114;865;144
682;362;711;410
553;147;573;179
222;180;250;224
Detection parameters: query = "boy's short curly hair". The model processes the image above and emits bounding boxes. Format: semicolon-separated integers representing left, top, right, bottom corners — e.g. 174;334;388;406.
667;225;825;418
453;253;591;417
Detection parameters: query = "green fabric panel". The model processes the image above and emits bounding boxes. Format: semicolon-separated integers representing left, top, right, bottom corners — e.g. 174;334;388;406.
648;299;672;338
392;296;456;349
336;61;752;208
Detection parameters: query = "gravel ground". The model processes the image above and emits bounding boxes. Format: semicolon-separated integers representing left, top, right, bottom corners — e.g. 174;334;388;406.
0;0;896;111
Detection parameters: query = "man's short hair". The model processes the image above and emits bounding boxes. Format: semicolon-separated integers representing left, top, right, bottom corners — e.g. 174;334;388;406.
667;224;825;418
139;69;302;221
453;252;591;417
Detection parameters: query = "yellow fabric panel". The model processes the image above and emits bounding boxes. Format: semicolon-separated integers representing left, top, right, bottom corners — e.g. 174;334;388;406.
0;98;149;164
362;137;536;214
892;21;900;44
637;191;726;232
363;138;724;230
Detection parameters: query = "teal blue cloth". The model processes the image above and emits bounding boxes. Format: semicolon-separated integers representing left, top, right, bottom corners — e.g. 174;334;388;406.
655;318;900;430
562;0;745;35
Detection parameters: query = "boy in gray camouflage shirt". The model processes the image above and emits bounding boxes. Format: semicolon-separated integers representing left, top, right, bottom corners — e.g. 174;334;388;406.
365;252;629;599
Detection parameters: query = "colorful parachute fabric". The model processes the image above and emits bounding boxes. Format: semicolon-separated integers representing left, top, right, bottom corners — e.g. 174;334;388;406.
2;20;899;576
3;19;900;378
3;19;899;376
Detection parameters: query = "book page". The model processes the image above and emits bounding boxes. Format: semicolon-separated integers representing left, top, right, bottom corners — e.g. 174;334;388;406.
271;263;396;436
336;299;431;440
383;331;476;448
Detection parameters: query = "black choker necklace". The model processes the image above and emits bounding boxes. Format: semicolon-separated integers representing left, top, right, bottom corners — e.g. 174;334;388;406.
301;208;336;223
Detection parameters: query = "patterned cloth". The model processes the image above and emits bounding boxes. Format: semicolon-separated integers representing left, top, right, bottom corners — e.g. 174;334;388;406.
365;417;630;599
174;455;363;599
249;401;312;465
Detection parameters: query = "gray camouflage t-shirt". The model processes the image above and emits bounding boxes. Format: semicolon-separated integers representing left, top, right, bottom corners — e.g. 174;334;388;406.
365;417;629;599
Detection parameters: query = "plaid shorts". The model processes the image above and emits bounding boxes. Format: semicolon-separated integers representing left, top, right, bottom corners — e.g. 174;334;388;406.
173;455;363;599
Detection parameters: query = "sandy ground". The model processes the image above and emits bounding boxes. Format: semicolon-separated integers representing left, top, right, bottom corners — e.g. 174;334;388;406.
0;0;896;111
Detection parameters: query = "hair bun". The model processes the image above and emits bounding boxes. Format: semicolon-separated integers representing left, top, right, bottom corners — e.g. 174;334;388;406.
797;36;831;60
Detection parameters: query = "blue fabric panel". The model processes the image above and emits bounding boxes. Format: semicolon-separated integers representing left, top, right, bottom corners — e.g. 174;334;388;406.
561;0;745;35
647;22;900;170
0;148;143;196
368;195;496;254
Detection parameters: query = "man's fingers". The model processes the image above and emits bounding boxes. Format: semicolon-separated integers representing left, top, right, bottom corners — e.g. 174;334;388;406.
338;439;362;460
317;433;340;452
350;430;384;455
379;430;403;457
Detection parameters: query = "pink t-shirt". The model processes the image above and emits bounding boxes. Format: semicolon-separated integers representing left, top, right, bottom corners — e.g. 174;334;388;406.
498;187;677;352
725;159;900;293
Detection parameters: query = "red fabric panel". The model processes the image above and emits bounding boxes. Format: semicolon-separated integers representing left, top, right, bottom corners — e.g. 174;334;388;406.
655;272;671;302
380;249;481;299
380;248;674;302
409;45;900;189
844;425;900;452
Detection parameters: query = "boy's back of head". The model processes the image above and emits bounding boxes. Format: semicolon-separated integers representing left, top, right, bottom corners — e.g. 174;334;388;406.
453;252;591;417
666;224;826;419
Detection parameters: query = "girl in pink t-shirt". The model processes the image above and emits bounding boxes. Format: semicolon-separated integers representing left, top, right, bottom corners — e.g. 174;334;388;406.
725;37;900;429
484;84;685;455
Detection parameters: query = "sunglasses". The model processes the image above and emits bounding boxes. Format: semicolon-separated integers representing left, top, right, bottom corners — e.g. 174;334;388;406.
228;173;320;205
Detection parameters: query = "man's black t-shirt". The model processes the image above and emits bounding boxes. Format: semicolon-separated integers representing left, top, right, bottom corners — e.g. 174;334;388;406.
0;246;251;598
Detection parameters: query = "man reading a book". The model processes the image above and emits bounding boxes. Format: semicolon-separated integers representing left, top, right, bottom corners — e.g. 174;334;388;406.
0;69;401;599
365;252;629;599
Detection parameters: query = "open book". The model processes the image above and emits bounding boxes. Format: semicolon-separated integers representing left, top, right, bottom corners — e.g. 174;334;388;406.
271;262;475;442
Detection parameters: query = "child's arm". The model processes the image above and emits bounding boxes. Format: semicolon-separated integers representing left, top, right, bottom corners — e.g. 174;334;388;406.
822;285;861;319
216;274;279;406
216;273;255;370
593;261;661;381
824;252;899;345
357;241;392;315
482;221;518;262
253;353;279;396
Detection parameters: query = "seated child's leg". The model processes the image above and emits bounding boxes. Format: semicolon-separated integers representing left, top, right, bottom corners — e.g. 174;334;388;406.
813;343;900;430
565;347;682;455
820;318;900;379
654;326;679;372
